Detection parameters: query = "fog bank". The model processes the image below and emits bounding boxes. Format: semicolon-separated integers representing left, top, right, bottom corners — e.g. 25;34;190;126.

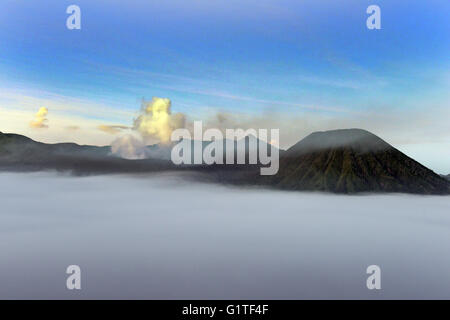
0;172;449;299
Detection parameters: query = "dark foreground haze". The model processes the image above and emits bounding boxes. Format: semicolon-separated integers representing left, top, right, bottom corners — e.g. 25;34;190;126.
0;172;449;299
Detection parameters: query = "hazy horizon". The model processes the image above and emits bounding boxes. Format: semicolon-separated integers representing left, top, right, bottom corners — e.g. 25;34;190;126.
2;128;449;176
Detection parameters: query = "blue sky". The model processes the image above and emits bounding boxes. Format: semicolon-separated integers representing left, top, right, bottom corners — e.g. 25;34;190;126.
0;0;449;172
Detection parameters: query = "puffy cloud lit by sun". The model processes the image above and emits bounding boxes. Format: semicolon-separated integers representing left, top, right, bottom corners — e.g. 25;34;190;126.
29;107;49;129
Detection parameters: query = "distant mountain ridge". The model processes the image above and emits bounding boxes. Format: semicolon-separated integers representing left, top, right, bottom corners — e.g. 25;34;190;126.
0;132;110;158
1;129;449;194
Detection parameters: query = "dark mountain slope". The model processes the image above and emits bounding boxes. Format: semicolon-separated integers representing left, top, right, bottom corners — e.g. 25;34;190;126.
0;132;110;159
0;132;173;174
271;129;449;194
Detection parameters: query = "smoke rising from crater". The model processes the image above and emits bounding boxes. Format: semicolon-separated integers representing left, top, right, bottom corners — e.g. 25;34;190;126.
110;134;149;160
109;97;186;159
133;97;186;145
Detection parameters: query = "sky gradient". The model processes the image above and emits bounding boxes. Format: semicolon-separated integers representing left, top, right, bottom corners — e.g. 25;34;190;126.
0;0;449;172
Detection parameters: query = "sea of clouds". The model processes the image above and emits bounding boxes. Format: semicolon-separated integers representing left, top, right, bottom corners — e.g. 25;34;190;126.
0;172;449;299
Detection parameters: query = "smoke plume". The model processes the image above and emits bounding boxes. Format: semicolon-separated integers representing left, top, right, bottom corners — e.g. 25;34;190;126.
133;97;185;145
110;135;149;160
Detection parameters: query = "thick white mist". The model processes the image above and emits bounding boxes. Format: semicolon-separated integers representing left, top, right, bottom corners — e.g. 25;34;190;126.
0;172;449;299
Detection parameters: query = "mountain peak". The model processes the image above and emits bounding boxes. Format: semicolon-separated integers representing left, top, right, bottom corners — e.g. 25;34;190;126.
274;128;449;194
287;128;391;156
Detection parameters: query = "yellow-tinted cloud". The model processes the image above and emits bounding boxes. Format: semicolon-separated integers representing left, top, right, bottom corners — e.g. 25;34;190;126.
133;97;185;144
97;124;129;134
65;125;80;131
29;107;49;129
